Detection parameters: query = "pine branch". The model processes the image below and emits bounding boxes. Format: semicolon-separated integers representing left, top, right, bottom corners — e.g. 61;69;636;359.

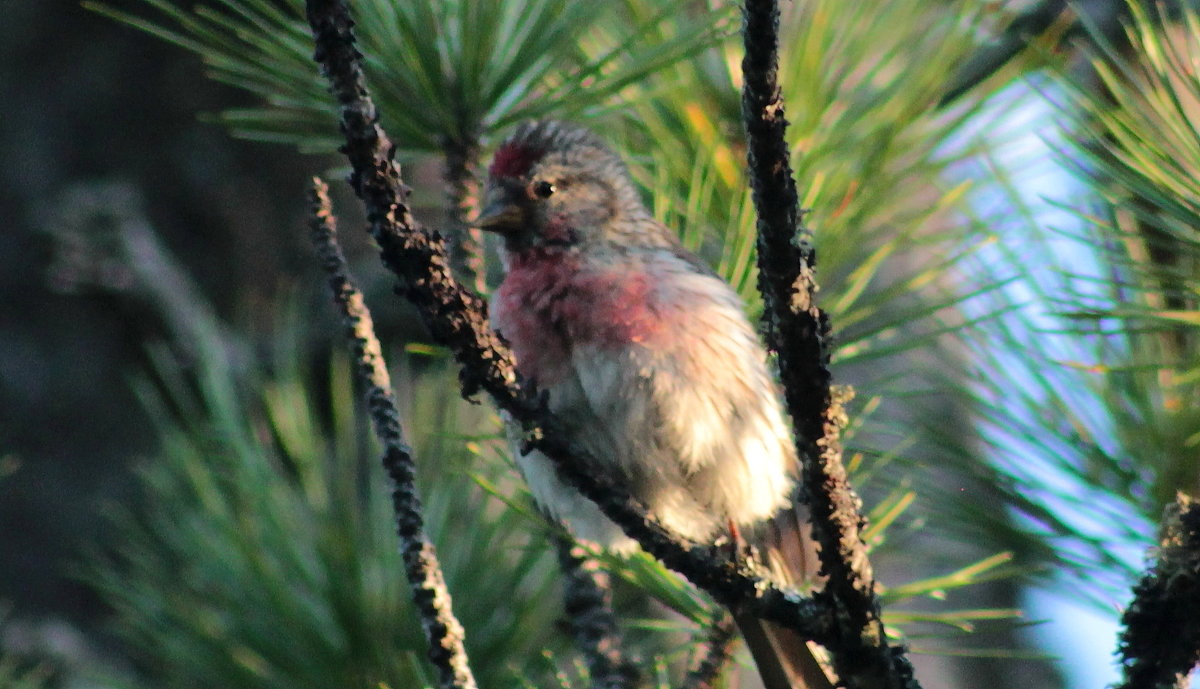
308;177;476;689
740;1;915;688
46;182;239;370
304;0;836;647
680;610;737;689
1117;493;1200;689
555;536;640;689
442;133;486;294
939;0;1068;106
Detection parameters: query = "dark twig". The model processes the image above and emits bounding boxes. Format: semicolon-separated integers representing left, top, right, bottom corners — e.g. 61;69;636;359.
680;610;737;689
442;134;486;294
1117;493;1200;689
938;0;1068;107
740;1;914;688
555;536;640;689
304;0;838;645
938;0;1166;107
308;177;477;689
45;182;240;370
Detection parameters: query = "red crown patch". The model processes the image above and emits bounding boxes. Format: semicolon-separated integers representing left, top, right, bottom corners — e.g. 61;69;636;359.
489;143;544;179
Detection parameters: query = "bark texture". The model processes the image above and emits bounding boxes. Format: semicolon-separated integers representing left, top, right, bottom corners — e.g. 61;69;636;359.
1117;494;1200;689
741;1;916;687
309;178;476;689
304;0;837;648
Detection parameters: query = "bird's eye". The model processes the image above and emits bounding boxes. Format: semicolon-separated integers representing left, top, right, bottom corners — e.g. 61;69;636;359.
530;180;556;199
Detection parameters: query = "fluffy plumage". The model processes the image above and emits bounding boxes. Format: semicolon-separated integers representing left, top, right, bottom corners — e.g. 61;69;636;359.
479;120;832;689
484;121;795;548
493;244;796;550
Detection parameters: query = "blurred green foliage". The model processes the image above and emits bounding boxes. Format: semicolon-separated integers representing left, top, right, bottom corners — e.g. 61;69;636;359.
0;659;51;689
955;2;1200;600
86;0;725;152
75;0;1200;686
88;330;568;689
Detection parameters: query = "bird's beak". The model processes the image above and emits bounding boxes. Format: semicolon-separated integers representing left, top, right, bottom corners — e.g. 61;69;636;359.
474;186;525;233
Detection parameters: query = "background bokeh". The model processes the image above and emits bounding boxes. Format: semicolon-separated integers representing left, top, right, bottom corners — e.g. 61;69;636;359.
3;2;1198;688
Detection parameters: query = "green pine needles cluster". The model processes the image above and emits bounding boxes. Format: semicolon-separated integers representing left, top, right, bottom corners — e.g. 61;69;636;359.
90;325;572;689
86;0;724;153
66;0;1200;687
958;2;1200;599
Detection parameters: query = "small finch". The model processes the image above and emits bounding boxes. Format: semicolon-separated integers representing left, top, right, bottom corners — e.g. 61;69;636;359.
478;121;832;689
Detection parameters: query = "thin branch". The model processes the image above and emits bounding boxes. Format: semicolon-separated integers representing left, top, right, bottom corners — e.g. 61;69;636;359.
442;134;487;294
938;0;1068;106
740;1;915;688
46;181;240;370
304;0;838;646
1117;493;1200;689
555;536;640;689
680;610;738;689
308;177;476;689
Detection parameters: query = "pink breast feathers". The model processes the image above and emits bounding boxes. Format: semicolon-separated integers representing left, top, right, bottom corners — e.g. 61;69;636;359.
493;250;665;383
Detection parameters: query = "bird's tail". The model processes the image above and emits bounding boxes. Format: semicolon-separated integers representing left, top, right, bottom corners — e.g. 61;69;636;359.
737;504;836;689
734;614;834;689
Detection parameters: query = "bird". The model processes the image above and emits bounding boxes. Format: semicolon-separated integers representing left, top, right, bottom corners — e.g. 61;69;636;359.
476;120;833;689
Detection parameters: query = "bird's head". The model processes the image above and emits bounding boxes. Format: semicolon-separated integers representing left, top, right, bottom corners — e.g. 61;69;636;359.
476;121;665;254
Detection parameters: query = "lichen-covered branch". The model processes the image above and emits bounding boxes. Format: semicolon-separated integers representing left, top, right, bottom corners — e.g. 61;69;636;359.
680;610;737;689
740;1;915;688
1117;493;1200;689
304;0;836;647
308;178;476;689
555;536;640;689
